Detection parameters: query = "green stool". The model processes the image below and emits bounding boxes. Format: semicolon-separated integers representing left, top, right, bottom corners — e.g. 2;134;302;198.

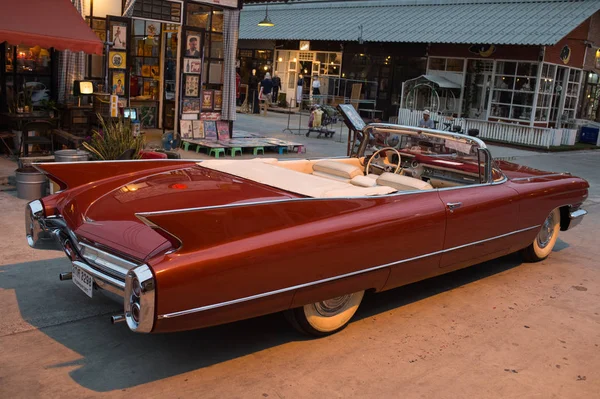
182;141;191;151
196;144;203;153
209;148;225;158
253;146;264;156
230;147;242;157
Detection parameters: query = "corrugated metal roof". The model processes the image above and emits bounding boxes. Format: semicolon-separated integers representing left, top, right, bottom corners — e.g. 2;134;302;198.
240;0;600;45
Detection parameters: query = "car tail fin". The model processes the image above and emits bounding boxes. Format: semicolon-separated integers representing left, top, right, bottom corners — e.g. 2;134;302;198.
34;160;195;190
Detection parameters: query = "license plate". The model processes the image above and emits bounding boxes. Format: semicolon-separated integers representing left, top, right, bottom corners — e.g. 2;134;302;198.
72;264;93;298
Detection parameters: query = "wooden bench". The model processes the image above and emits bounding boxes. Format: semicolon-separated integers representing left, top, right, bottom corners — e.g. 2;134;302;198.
52;129;86;149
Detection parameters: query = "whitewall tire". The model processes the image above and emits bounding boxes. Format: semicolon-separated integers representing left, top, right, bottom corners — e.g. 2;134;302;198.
521;208;561;262
285;291;365;337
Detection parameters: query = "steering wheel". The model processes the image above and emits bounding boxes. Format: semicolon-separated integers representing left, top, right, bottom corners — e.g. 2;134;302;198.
366;147;402;175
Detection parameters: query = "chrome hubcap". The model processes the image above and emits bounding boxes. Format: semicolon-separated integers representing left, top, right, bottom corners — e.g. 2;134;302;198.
537;213;555;248
314;294;352;317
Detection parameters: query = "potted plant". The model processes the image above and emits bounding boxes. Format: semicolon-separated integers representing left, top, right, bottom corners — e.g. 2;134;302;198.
83;114;144;160
39;99;58;118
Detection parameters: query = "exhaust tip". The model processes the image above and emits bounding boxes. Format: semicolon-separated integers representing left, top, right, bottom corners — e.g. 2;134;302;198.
59;272;72;281
111;314;126;324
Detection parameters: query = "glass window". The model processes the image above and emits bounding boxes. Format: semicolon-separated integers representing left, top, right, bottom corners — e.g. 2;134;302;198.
187;4;211;29
211;10;223;32
446;59;464;72
15;45;51;74
210;33;223;59
496;61;516;75
428;58;445;71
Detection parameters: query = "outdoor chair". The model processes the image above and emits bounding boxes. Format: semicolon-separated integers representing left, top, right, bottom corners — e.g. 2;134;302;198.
21;120;54;156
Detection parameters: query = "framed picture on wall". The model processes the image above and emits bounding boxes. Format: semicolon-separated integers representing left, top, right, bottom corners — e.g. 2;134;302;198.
109;51;127;69
184;75;200;97
112;25;127;50
192;120;204;139
185;34;201;57
182;98;200;114
214;90;223;111
111;71;125;95
202;90;214;110
183;58;201;74
204;121;217;140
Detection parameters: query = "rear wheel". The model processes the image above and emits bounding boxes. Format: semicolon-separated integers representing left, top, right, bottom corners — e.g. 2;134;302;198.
285;291;365;337
521;208;560;262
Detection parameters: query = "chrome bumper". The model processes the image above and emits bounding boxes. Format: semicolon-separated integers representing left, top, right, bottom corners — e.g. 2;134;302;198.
567;208;587;231
25;199;156;332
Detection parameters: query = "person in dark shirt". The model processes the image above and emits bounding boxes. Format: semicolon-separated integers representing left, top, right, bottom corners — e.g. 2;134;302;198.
259;72;273;116
271;74;281;106
248;69;260;114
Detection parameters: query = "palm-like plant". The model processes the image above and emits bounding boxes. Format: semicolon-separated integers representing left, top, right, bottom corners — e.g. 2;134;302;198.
83;114;144;160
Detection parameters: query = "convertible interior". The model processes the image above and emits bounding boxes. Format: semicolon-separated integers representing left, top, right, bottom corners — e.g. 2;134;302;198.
200;127;490;198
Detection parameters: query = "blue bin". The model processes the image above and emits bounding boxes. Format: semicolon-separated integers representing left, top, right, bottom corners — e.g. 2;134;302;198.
580;126;599;145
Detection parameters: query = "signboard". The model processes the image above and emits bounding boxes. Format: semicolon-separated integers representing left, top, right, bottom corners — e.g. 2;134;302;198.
338;104;366;132
132;0;183;24
300;41;311;51
191;0;239;8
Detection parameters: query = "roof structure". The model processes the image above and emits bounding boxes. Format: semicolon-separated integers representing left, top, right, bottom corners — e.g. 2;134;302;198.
240;0;600;45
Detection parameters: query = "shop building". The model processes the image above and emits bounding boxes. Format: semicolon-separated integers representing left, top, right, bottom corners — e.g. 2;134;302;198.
240;0;600;129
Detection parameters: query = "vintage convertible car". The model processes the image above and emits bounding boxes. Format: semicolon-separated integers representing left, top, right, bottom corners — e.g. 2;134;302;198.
25;125;588;336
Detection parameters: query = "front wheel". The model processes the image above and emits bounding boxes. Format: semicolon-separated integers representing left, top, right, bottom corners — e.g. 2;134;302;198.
285;291;365;337
521;208;560;262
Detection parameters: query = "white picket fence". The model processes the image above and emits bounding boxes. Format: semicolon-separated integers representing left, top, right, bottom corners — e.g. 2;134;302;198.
397;108;576;149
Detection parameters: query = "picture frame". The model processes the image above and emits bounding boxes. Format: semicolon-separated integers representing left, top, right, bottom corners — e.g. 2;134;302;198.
185;34;201;58
112;25;127;50
202;90;214;110
213;90;223;111
111;71;125;96
180;120;193;139
182;98;200;114
184;75;200;97
183;58;201;74
203;121;217;140
216;121;229;140
192;120;204;139
108;51;127;69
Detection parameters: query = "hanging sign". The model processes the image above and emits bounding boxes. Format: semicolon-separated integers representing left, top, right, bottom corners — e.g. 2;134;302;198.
300;41;311;51
560;45;571;64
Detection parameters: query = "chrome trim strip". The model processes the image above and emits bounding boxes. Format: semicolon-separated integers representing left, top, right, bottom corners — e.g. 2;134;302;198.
72;260;125;291
158;224;540;320
510;173;571;182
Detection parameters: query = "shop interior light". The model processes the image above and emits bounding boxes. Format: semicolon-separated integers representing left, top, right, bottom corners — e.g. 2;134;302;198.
258;5;274;27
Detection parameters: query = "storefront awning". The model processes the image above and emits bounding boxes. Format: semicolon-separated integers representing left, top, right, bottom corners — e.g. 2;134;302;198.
240;0;600;45
0;0;103;55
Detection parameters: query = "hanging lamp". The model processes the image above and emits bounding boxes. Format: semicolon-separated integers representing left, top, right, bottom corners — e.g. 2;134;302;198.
258;5;274;27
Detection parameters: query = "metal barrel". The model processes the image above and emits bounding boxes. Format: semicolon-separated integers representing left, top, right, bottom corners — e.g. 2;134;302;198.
15;168;48;200
53;149;91;163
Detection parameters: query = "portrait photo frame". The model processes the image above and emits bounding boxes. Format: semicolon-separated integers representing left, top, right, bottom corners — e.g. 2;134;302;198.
185;34;201;58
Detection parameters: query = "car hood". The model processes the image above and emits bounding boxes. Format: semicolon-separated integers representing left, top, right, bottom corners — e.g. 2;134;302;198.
73;165;295;260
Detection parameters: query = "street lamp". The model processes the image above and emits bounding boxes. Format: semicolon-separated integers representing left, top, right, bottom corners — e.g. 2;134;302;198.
258;5;274;27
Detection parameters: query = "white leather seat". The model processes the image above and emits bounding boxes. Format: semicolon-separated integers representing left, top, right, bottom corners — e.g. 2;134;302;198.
312;160;363;182
350;175;378;187
376;172;434;191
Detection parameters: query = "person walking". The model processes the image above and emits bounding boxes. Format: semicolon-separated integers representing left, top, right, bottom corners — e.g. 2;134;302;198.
258;72;274;117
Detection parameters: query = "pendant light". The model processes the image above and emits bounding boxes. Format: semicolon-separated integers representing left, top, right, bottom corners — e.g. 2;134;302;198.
258;5;274;27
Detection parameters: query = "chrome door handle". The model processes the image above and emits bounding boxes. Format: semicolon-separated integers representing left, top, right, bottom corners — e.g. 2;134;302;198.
446;202;462;212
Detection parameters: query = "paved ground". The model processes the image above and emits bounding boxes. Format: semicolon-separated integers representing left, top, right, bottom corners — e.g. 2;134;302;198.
0;114;599;398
